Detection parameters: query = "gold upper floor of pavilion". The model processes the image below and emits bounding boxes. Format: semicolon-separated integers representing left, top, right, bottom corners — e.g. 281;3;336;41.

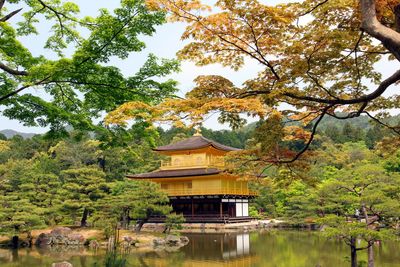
160;155;226;170
155;132;240;171
127;132;258;197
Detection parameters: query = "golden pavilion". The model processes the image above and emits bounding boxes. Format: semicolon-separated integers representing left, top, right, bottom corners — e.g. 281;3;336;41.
127;132;257;223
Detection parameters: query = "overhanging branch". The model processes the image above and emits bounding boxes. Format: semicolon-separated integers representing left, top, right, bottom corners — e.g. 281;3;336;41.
284;69;400;105
276;105;332;164
0;62;28;76
0;8;22;22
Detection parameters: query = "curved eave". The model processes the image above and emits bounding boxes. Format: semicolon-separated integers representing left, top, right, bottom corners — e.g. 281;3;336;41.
153;136;241;153
126;168;222;179
153;144;240;153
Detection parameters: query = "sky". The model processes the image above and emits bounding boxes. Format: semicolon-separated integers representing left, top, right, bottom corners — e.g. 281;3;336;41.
0;0;399;133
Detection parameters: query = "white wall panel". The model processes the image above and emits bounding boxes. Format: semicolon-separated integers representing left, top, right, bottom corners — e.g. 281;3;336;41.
236;203;243;217
242;203;249;217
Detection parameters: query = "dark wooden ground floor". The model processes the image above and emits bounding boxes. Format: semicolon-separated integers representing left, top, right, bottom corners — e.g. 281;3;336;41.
150;195;253;223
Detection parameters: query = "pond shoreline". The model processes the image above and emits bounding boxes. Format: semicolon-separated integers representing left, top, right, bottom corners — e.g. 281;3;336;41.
142;219;320;234
0;219;320;248
1;230;399;267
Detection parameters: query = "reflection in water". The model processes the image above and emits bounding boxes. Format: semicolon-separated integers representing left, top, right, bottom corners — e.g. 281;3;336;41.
0;231;399;267
223;233;250;259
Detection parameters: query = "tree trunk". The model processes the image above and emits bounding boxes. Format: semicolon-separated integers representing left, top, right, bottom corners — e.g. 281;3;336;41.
121;211;129;230
360;0;400;61
11;248;19;262
362;204;375;267
99;155;106;172
135;219;148;233
11;235;19;249
27;231;33;248
163;226;171;234
80;208;89;227
368;243;375;267
350;237;358;267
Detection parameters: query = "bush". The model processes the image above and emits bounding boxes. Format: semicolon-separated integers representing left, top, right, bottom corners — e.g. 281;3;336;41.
164;213;186;234
249;206;262;219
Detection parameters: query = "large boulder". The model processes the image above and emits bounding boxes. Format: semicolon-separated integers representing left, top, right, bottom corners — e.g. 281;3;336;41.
165;235;181;246
152;238;166;247
65;233;85;245
35;233;52;246
51;227;72;236
153;235;190;249
179;236;189;246
35;228;85;247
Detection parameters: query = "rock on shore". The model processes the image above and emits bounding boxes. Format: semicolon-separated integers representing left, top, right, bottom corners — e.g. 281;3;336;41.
36;227;85;246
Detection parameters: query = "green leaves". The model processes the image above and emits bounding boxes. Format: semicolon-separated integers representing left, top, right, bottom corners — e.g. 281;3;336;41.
93;179;171;226
0;0;179;131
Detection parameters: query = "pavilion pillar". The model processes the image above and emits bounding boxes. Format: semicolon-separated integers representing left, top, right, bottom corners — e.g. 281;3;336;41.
191;198;194;218
220;201;223;218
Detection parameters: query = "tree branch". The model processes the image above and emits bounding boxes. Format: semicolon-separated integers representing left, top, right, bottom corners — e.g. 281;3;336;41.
0;8;22;22
395;4;400;32
284;69;400;105
360;0;400;61
0;0;5;12
299;0;329;16
277;105;332;164
0;77;50;103
0;62;28;76
364;111;400;135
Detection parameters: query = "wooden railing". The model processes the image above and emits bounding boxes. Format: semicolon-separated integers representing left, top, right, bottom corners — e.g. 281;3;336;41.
161;187;258;196
149;214;254;223
160;156;225;170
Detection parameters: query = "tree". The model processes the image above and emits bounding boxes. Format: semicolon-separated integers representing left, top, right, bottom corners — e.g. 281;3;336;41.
383;148;400;172
108;0;400;164
0;194;45;248
59;167;109;227
324;124;343;143
315;163;400;267
163;213;185;234
342;122;364;143
0;0;179;131
365;124;385;148
49;135;101;169
94;180;171;231
0;157;59;247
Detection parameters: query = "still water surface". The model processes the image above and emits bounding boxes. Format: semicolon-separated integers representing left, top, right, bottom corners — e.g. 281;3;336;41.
0;231;399;267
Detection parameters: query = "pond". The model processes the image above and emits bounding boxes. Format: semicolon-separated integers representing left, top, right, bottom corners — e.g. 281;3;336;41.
0;230;399;267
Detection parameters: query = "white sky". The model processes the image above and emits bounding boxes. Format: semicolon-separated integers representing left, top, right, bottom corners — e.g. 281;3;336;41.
0;0;399;133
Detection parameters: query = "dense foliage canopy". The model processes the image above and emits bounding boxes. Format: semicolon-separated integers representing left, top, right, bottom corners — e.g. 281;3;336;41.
107;0;400;164
0;0;179;132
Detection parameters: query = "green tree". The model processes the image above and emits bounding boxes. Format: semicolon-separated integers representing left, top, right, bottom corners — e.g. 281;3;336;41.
49;132;102;169
324;124;343;143
384;149;400;173
59;167;109;227
0;194;45;248
95;180;170;232
365;124;385;149
342;122;364;143
316;163;400;267
0;158;60;247
163;213;185;234
0;0;179;131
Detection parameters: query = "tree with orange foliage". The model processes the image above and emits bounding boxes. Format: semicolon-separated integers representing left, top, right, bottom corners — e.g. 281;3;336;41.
107;0;400;164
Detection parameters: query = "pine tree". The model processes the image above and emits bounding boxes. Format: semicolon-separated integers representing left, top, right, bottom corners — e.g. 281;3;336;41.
59;167;109;227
